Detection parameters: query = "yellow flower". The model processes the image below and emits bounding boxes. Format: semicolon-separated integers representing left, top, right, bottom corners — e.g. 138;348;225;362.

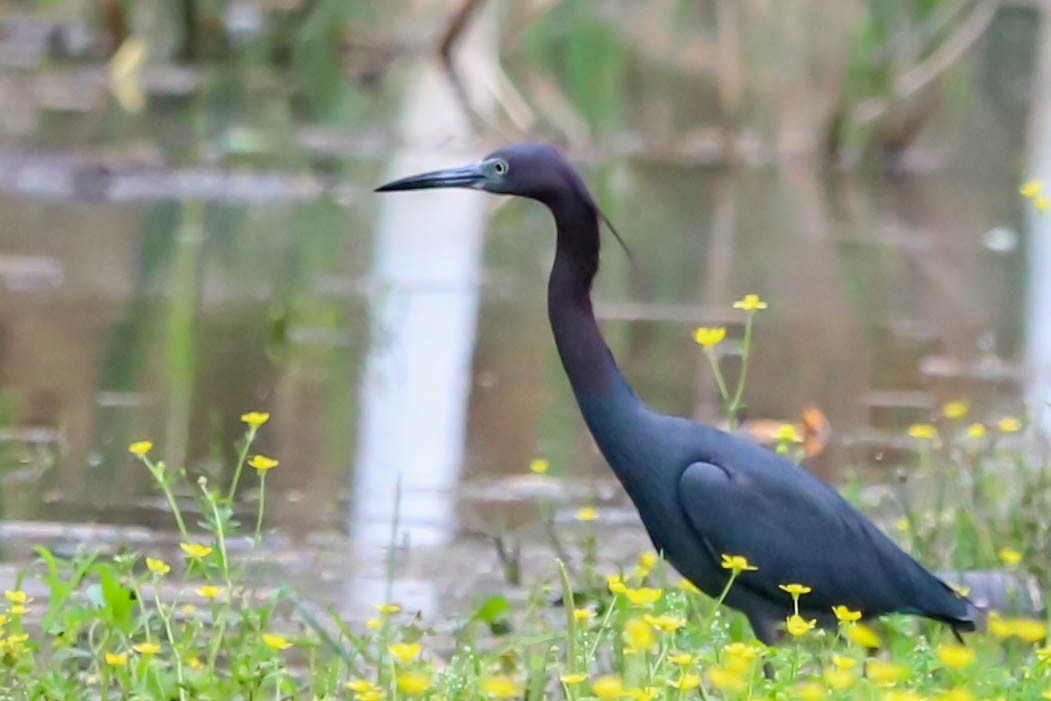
627;687;659;701
779;583;812;597
895;517;910;533
966;423;986;438
667;673;701;690
622;617;657;651
939;688;975;701
723;642;761;672
132;642;161;655
528;458;549;474
988;611;1013;638
1012;617;1048;643
733;294;768;311
481;676;519;699
831;655;857;670
623;587;662;607
4;591;31;605
593;675;625;699
365;618;382;629
196;585;224;600
397;672;431;696
262;633;293;650
1021;179;1045;198
180;543;213;558
997;416;1022;433
358;692;385;701
774;424;803;443
643;614;685;632
693;327;727;348
1037;195;1051;212
907;423;938;440
786;614;817;637
667;652;696;666
796;681;826;701
249;454;279;472
832;605;862;622
943;401;969;419
721;553;758;573
241;411;270;427
707;666;747;692
9;604;27;616
575;506;599;522
638;551;659;571
345;679;377;693
375;603;401;614
105;652;128;667
573;608;595;622
846;623;882;648
1038;645;1051;662
999;547;1023;566
867;659;907;686
607;574;627;595
937;643;975;669
146;557;171;575
388;642;423;662
128;441;153;456
560;673;588;685
186;654;204;670
677;578;701;594
825;668;857;691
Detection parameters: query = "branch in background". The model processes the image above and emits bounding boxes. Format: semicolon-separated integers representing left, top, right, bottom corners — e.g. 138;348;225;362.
439;0;488;66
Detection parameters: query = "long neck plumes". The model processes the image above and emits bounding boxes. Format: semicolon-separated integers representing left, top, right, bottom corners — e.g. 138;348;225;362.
544;189;636;407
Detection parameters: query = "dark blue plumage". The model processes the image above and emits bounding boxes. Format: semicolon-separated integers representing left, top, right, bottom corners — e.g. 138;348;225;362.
376;142;978;643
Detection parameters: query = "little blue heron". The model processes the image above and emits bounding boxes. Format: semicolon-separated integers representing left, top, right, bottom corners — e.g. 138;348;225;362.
376;143;977;644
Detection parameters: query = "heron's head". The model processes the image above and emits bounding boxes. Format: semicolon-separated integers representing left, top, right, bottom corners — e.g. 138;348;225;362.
375;143;590;206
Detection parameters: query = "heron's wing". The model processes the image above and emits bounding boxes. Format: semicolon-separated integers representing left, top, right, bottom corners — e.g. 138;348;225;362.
677;459;955;617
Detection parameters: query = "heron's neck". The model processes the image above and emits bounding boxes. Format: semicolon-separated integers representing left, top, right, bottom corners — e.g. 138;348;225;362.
546;197;638;410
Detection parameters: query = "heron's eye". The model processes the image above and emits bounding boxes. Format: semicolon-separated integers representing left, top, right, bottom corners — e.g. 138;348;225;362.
492;159;509;176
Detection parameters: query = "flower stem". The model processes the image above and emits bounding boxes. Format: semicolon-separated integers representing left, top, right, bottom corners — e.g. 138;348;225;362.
255;471;267;540
227;425;258;502
727;312;755;429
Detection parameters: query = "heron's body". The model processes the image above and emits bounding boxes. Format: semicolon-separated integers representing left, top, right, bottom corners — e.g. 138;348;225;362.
377;142;977;643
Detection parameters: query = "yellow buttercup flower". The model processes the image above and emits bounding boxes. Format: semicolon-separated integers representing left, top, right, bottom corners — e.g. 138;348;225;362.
997;416;1022;433
796;681;826;701
365;618;382;630
528;458;549;474
241;411;270;427
907;423;938;440
592;675;625;699
345;679;377;693
693;327;727;348
1021;180;1045;198
626;687;659;701
733;294;768;312
723;642;761;673
397;672;431;696
10;604;27;616
388;642;423;662
623;587;662;607
481;676;519;699
196;585;224;600
779;583;812;597
667;652;696;665
132;642;161;655
262;633;293;650
146;557;171;575
644;613;685;632
128;441;153;456
180;543;213;558
943;401;970;419
774;424;803;443
607;574;627;595
831;655;857;670
638;551;659;571
867;659;907;686
1012;617;1048;643
1036;195;1051;212
375;603;401;614
721;553;758;573
846;623;882;648
937;643;975;669
573;608;595;622
707;666;747;692
999;547;1023;566
249;454;279;472
966;423;986;438
786;614;817;636
575;507;599;522
105;652;128;667
825;668;857;691
667;673;701;690
622;617;657;651
832;605;862;622
560;673;588;685
4;591;31;605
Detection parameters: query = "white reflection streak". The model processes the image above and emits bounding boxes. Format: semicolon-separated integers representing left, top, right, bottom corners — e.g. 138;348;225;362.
350;65;488;612
1028;13;1051;432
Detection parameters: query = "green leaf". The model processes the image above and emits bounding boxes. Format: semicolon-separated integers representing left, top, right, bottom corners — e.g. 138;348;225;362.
95;564;136;634
474;595;510;624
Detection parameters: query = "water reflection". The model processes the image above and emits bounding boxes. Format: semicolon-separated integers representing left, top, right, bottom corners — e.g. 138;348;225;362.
349;63;488;611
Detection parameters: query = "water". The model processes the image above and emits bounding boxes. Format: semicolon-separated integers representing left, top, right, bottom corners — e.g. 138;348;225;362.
0;6;1040;614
